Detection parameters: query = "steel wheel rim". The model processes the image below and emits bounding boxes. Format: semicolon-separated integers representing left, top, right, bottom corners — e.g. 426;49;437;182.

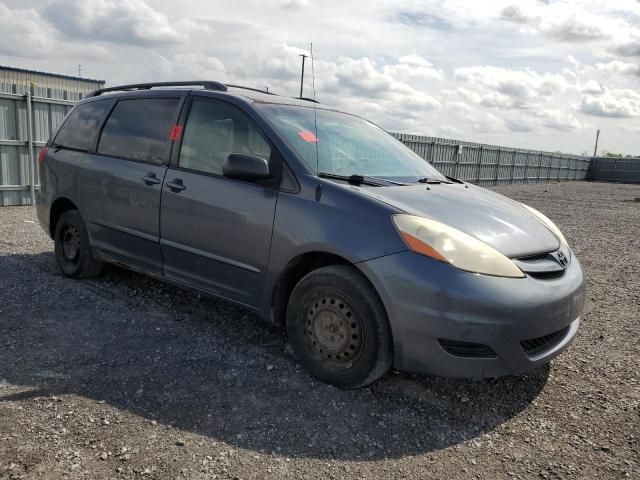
61;224;81;263
305;293;363;368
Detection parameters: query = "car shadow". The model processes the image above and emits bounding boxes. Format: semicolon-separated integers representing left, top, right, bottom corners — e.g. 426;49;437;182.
0;251;550;461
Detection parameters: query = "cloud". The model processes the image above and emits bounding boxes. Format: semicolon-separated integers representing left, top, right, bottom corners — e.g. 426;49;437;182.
594;60;640;78
580;90;640;118
537;110;582;131
580;80;604;94
42;0;185;45
499;5;534;25
454;66;567;109
499;3;612;42
612;38;640;57
279;0;311;9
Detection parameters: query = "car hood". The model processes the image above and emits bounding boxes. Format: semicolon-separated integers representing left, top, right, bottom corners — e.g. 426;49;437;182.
356;182;560;258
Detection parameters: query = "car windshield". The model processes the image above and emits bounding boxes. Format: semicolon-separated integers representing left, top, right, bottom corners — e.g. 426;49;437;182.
255;103;447;183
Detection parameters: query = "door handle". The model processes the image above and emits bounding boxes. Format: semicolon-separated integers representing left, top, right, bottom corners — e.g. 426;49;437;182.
142;173;161;185
166;179;186;192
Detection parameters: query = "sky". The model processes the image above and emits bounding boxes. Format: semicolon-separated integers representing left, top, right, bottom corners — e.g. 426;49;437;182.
1;0;639;155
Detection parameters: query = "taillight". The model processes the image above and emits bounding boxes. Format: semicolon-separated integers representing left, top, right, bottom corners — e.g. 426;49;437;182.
38;147;49;165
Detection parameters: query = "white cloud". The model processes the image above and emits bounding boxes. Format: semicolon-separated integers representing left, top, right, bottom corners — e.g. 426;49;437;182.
43;0;186;45
594;60;640;78
580;80;604;94
581;90;640;118
537;110;582;131
454;66;567;109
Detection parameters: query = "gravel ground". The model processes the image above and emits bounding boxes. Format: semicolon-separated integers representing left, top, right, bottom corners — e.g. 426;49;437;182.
0;181;638;480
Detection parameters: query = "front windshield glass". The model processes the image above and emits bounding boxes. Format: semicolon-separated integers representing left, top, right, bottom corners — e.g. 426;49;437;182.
256;104;447;183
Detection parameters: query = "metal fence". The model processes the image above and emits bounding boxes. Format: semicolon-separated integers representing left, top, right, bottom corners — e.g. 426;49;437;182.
588;157;640;184
0;66;103;206
392;133;591;186
0;90;73;206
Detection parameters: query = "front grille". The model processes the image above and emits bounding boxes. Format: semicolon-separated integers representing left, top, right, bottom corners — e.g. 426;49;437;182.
520;326;569;356
513;249;570;280
438;339;497;358
526;270;565;280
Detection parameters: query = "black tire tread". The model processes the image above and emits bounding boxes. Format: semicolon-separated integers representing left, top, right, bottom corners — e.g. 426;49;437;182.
54;210;103;278
286;264;393;389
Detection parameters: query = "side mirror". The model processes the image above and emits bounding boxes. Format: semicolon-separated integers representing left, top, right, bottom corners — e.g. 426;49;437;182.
222;153;270;180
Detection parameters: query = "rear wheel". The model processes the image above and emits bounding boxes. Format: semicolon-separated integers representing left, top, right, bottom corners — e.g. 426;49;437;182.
286;265;392;389
54;210;102;278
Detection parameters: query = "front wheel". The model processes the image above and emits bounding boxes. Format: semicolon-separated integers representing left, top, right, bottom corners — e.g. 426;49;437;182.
54;210;103;278
286;265;393;389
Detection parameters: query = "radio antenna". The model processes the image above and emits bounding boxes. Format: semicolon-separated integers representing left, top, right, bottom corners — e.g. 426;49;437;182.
310;42;319;172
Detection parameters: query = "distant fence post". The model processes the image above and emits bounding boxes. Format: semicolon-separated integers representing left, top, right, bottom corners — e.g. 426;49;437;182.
511;150;517;183
494;147;502;185
25;89;35;206
476;146;483;184
537;153;543;184
454;144;461;178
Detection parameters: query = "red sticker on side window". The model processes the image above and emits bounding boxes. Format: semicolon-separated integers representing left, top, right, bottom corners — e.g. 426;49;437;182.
169;125;183;141
298;130;318;142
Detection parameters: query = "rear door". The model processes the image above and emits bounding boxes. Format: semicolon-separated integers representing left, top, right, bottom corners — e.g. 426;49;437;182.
80;95;183;274
160;95;280;306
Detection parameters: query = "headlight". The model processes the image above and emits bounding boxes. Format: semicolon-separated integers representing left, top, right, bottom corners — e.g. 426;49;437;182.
521;204;567;245
392;215;524;278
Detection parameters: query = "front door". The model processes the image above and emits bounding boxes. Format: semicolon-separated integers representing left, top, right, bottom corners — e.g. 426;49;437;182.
159;97;279;307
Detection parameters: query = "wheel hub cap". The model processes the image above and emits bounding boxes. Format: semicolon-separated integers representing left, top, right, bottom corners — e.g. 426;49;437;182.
62;225;80;261
306;295;361;363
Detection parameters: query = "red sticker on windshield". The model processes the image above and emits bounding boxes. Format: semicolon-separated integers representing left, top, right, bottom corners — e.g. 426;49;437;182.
298;130;318;142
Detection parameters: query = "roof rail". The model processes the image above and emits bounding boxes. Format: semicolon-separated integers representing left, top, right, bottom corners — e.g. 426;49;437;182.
87;81;228;97
226;84;276;95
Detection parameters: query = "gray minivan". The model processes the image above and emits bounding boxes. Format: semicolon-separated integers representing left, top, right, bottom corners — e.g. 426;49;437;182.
37;81;585;388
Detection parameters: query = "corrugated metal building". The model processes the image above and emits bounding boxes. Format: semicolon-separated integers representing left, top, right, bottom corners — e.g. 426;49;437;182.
0;66;104;205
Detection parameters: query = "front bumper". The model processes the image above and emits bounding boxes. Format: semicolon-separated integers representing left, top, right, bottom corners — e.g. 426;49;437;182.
357;250;585;378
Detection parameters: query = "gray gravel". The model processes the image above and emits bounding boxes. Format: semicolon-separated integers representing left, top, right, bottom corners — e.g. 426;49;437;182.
1;181;639;479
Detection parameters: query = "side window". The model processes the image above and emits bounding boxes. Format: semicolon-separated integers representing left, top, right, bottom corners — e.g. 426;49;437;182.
179;99;271;175
97;98;179;163
53;100;112;151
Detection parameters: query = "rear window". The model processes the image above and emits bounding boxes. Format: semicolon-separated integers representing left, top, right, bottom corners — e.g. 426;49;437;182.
53;100;112;151
97;98;179;163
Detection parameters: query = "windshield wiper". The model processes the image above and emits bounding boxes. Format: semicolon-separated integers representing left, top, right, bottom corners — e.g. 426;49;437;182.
318;173;404;186
417;177;452;184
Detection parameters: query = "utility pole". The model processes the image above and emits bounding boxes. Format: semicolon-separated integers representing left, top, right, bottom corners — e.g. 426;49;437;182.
78;64;82;77
299;54;308;98
593;129;600;157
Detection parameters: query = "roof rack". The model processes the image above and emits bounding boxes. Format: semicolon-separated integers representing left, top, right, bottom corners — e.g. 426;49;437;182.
87;81;227;97
226;84;275;95
86;80;321;104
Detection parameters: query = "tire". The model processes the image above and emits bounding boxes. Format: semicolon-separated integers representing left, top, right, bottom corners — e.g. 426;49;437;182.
54;210;103;278
286;265;393;389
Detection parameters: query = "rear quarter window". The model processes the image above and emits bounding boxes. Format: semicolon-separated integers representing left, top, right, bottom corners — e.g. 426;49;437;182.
97;98;179;163
53;100;113;151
